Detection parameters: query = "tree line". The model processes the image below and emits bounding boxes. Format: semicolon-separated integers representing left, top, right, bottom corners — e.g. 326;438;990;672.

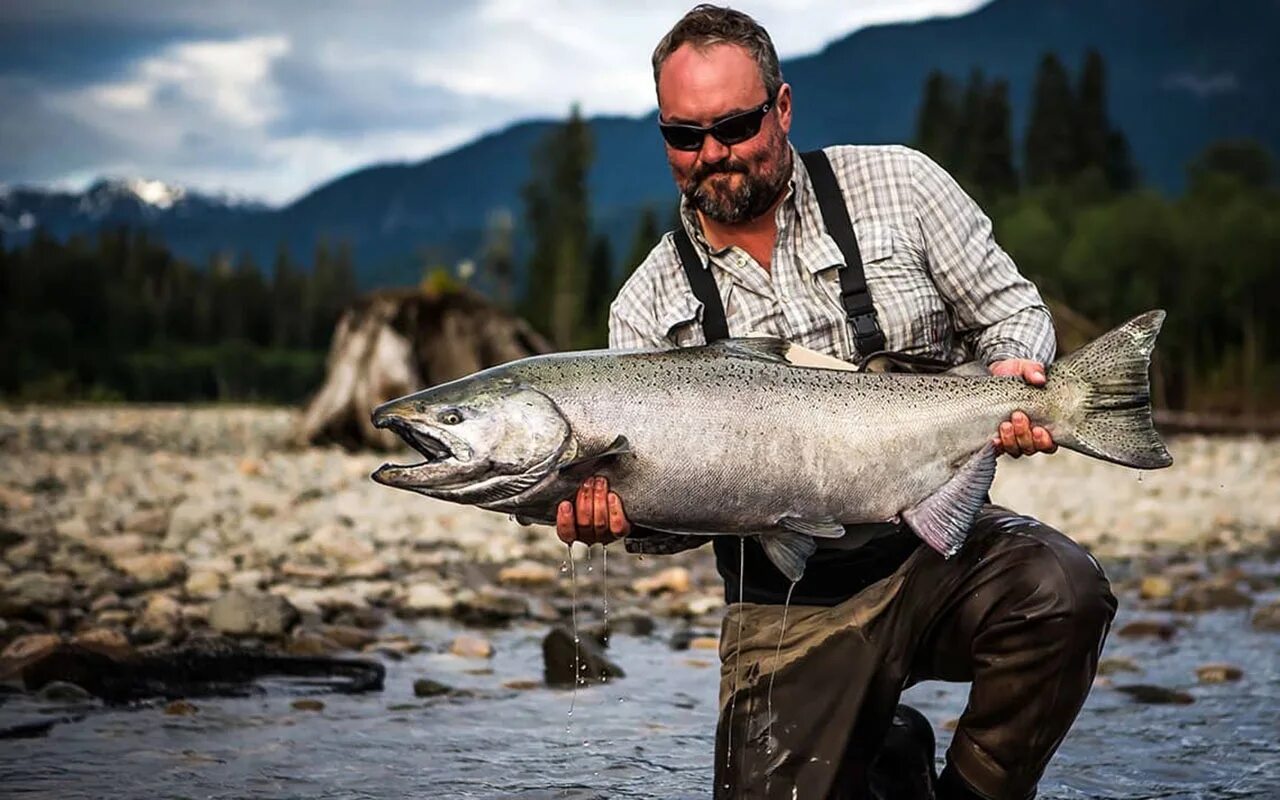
0;229;357;402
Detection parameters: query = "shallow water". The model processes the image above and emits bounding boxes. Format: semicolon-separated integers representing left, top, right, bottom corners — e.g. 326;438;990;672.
2;600;1277;799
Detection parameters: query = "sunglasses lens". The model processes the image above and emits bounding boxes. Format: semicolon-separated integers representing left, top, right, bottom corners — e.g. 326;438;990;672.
660;125;705;151
711;110;764;145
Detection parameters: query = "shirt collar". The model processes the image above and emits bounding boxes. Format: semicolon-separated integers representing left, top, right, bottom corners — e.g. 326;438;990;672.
678;144;844;275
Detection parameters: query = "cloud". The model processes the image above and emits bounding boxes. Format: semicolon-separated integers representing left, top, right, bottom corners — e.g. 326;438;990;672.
0;0;985;203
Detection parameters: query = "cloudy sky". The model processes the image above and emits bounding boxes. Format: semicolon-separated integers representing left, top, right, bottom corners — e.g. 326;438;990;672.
0;1;984;204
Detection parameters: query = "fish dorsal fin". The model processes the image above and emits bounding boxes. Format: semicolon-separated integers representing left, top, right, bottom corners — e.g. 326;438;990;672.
782;344;858;372
902;442;998;558
706;337;792;364
758;531;817;582
556;435;632;476
779;516;846;538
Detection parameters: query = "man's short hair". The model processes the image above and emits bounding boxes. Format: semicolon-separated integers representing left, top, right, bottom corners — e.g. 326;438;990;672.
652;5;783;100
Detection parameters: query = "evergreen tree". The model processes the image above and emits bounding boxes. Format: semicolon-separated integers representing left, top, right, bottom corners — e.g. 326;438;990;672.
1024;53;1078;186
480;209;515;308
625;207;662;278
583;234;614;346
970;79;1018;198
913;70;961;169
1076;49;1135;191
522;105;594;349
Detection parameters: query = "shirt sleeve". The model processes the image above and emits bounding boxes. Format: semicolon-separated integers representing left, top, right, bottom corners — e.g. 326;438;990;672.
909;150;1057;366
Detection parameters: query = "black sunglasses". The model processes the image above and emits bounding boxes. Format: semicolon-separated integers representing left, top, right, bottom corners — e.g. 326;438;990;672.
658;95;776;152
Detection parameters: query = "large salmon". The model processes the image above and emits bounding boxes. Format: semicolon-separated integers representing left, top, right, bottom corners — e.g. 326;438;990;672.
371;310;1172;581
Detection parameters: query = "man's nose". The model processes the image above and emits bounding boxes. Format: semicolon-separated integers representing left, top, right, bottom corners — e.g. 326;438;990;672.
699;134;729;163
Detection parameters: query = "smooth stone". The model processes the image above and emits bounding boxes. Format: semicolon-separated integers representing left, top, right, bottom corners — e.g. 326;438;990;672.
689;636;720;650
164;699;199;716
502;678;541;690
38;680;94;703
448;635;494;659
1195;663;1244;683
207;591;299;637
1171;582;1253;612
121;508;169;538
183;570;225;600
498;561;558;587
1116;620;1177;640
413;678;453;698
542;625;624;688
632;566;692;596
291;698;325;712
451;588;528;626
1249;600;1280;632
285;631;342;656
1097;656;1142;676
400;582;454;616
320;625;377;651
71;628;134;660
1;573;72;613
1138;575;1174;600
1114;684;1195;705
114;553;186;588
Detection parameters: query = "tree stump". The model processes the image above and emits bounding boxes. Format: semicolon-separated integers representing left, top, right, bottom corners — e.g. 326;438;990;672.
297;287;551;449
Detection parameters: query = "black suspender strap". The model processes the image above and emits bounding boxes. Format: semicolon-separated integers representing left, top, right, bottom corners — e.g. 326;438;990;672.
670;149;886;353
673;224;730;342
798;149;887;356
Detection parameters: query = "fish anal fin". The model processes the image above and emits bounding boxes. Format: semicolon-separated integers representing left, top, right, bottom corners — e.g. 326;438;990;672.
556;435;632;476
759;531;816;582
778;516;845;538
902;442;998;558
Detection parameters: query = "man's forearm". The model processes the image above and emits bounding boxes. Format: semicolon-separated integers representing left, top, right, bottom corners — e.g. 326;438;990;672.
971;304;1056;367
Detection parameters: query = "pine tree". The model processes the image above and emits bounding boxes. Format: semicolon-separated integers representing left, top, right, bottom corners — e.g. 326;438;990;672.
913;70;960;170
1075;50;1109;177
970;79;1018;198
1024;53;1078;186
625;207;662;278
583;234;614;346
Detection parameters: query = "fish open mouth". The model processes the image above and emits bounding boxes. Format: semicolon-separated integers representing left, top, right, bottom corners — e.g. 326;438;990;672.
376;417;454;465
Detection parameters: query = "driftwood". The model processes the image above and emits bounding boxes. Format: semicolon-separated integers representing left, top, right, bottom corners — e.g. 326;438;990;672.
298;287;551;449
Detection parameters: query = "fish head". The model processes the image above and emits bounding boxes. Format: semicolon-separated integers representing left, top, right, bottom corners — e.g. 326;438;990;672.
370;377;572;502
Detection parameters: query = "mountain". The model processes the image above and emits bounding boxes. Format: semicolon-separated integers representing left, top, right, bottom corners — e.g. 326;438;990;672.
3;0;1276;285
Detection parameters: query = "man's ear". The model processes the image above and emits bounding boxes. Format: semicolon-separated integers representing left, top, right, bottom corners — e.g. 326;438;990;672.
775;83;793;133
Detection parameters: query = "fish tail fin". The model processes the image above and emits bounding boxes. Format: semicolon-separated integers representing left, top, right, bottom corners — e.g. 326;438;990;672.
1051;309;1172;469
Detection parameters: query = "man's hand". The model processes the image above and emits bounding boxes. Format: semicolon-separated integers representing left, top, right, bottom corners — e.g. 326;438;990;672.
555;476;632;546
989;359;1058;458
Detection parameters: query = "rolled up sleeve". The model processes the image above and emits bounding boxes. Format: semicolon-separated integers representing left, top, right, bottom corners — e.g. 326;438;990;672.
910;151;1056;367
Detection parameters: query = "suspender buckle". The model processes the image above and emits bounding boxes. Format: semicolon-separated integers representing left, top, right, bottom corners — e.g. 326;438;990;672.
850;311;881;339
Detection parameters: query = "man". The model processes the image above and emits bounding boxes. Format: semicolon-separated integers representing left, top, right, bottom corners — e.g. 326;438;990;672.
557;6;1115;799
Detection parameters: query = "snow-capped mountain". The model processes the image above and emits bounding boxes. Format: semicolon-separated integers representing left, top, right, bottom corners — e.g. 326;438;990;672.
0;178;267;240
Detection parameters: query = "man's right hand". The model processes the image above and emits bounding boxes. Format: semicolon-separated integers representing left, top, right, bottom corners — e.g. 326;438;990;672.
556;476;631;546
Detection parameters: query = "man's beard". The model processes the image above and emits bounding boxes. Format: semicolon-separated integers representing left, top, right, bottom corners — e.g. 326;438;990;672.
682;133;791;225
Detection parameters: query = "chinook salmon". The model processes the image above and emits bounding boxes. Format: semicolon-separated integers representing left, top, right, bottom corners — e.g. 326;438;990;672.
371;310;1172;581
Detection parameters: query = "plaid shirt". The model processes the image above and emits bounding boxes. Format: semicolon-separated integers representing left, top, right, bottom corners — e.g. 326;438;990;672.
608;144;1055;555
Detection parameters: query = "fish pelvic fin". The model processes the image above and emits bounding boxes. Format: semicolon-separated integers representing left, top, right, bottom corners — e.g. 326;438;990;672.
1051;309;1173;470
556;435;632;477
903;442;997;558
758;531;817;582
778;516;846;538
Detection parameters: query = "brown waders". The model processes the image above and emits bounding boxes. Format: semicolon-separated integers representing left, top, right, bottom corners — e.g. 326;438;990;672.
714;506;1117;800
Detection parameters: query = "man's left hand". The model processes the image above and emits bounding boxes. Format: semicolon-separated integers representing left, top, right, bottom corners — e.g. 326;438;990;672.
988;359;1058;458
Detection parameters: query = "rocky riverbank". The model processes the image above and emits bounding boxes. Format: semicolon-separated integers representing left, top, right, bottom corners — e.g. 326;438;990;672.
2;405;1278;702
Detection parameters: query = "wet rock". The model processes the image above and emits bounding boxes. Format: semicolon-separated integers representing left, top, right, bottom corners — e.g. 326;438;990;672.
286;631;341;656
1195;663;1244;683
452;588;528;626
114;553;186;588
1138;575;1173;600
291;698;325;712
208;591;299;637
90;534;147;559
683;658;714;668
227;570;268;592
1;572;72;615
498;560;557;587
413;678;453;697
448;635;494;659
502;678;541;691
542;625;624;688
1097;656;1141;676
134;594;183;641
610;611;656;637
632;566;692;596
321;625;377;651
0;633;62;679
1116;620;1177;640
1250;600;1280;632
1114;684;1195;705
38;680;94;703
71;628;133;661
54;516;93;543
1171;582;1253;612
121;507;169;538
345;557;391;580
0;485;35;511
400;582;453;616
165;699;199;716
184;570;225;600
689;636;720;651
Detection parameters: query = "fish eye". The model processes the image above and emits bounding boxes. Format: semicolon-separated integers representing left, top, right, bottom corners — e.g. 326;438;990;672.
438;409;464;425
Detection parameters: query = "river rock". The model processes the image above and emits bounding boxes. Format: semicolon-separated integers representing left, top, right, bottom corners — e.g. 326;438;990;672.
165;699;199;716
610;611;656;637
184;570;225;600
542;625;624;687
413;678;453;697
448;635;494;659
1171;582;1253;612
121;507;169;538
400;582;453;616
292;698;325;712
632;566;692;596
1195;663;1244;683
208;591;299;637
134;594;183;641
1116;620;1177;640
452;588;528;626
321;625;377;651
285;631;341;656
689;636;720;651
0;485;35;511
1097;656;1141;676
38;680;94;703
227;570;267;592
90;534;147;559
498;560;557;587
1;572;72;614
54;516;93;543
1250;600;1280;632
114;553;186;588
1138;575;1174;600
1114;684;1195;705
71;628;133;660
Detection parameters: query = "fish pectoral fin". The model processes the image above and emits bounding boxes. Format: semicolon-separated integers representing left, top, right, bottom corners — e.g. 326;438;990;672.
902;442;998;558
759;531;816;583
778;516;846;538
556;435;632;476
